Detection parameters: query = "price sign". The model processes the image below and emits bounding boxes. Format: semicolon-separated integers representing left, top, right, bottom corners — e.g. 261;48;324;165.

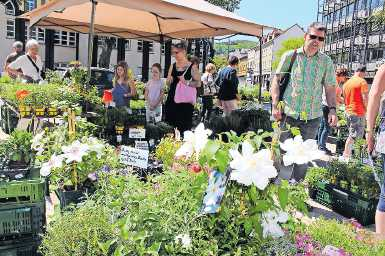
120;146;149;169
135;140;149;151
129;128;146;139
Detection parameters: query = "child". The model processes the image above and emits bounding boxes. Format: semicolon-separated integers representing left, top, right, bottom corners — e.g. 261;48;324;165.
145;63;164;123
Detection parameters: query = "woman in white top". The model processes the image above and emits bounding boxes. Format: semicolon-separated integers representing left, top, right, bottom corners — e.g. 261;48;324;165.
7;39;43;83
200;63;217;121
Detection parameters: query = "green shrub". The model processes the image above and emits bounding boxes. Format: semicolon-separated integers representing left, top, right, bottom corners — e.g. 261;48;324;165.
304;167;328;189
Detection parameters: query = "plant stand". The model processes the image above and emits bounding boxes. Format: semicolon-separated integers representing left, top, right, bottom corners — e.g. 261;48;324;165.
55;187;88;210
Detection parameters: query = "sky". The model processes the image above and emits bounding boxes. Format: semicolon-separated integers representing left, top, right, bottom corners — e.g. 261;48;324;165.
229;0;318;41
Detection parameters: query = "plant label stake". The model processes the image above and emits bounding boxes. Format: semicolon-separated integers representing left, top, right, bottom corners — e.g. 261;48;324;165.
68;108;78;190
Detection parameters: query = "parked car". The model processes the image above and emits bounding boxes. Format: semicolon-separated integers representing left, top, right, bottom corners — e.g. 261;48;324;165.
62;67;114;96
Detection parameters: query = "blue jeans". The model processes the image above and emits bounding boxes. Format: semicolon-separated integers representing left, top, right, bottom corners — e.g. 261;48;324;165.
317;105;330;150
378;155;385;212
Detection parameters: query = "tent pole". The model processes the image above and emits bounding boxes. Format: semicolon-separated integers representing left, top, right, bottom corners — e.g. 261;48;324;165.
87;0;97;80
258;28;264;103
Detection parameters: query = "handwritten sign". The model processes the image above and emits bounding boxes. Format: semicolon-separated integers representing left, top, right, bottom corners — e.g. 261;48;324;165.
129;128;146;139
135;140;149;151
120;146;149;169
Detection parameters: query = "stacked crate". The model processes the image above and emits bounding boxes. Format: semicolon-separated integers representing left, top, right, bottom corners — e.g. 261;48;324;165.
0;178;46;256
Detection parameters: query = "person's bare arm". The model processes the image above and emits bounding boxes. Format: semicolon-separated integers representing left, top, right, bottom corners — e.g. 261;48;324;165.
144;83;149;103
367;65;385;132
129;80;137;97
362;92;369;109
189;64;201;88
166;65;173;86
271;74;281;107
325;84;338;126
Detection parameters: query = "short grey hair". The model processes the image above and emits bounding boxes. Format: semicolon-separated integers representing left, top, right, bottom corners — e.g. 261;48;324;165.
12;41;23;49
25;39;39;50
307;22;327;33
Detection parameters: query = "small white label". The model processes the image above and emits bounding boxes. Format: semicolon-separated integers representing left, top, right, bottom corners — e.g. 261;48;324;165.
120;146;149;169
116;135;122;143
129;128;146;139
135;140;149;151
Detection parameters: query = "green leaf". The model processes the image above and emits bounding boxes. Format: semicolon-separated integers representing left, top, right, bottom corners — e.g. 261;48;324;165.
248;186;258;204
202;140;220;159
253;200;270;212
253;136;263;151
243;218;253;235
215;149;229;173
290;127;301;137
113;245;124;256
278;186;289;210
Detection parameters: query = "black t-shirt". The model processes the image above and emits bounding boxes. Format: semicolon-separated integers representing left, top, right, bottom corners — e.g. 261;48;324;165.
5;51;23;65
216;66;239;101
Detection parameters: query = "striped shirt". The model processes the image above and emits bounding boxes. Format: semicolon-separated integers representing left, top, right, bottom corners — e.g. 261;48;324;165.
276;47;336;120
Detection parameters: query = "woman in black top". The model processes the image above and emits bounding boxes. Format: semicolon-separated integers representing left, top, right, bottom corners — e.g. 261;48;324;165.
165;42;201;133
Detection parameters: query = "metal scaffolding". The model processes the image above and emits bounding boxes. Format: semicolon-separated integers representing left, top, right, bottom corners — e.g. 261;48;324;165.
318;0;385;79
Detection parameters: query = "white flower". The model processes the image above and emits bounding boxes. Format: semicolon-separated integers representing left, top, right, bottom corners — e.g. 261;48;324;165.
61;140;89;163
175;234;192;249
280;135;324;166
40;154;63;177
31;131;45;151
229;141;277;190
175;123;212;158
87;137;105;158
261;210;289;238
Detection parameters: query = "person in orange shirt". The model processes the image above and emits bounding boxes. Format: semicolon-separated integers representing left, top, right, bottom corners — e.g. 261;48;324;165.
342;65;369;159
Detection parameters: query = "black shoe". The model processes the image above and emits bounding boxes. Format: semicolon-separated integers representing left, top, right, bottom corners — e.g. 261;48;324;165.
319;147;333;156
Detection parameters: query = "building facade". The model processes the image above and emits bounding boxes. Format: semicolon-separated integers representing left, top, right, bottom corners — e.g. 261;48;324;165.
0;0;165;78
318;0;385;80
247;24;305;84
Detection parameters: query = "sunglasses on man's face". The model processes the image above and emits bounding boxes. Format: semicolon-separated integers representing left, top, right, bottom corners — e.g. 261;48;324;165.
308;34;325;42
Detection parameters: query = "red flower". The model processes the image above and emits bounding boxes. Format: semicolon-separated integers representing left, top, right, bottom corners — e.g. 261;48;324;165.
16;89;30;100
102;90;113;104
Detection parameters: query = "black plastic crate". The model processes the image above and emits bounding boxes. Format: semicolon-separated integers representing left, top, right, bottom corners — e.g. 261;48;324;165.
331;186;378;226
310;182;333;209
0;238;40;256
0;201;45;242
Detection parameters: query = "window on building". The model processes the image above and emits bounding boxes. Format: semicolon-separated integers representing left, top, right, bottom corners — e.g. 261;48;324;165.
371;0;380;9
26;0;36;11
358;0;367;10
6;19;15;38
346;4;354;16
29;27;45;42
5;1;15;15
137;40;154;52
54;30;76;46
340;7;346;19
98;36;117;48
125;40;132;51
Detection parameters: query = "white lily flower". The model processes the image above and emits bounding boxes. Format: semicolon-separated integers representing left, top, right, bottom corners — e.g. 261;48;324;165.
175;123;212;158
261;210;289;238
31;131;45;151
280;135;324;166
62;140;89;163
229;141;277;190
175;234;192;249
40;154;63;177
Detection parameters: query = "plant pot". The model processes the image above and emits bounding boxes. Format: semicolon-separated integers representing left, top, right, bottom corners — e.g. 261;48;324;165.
115;125;124;135
18;105;31;118
55;186;88;210
47;107;58;117
33;106;46;117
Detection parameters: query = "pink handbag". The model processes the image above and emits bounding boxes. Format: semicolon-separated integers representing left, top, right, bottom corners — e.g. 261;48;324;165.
174;65;197;105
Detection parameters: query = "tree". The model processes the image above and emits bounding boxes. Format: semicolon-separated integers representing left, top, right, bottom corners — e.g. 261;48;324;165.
98;37;116;68
206;0;241;12
271;37;304;71
212;55;227;70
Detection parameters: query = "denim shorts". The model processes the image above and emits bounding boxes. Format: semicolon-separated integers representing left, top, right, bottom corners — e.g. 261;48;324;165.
377;155;385;212
347;115;365;139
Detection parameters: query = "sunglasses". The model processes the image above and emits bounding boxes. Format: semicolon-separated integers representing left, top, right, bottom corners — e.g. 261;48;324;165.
309;34;325;42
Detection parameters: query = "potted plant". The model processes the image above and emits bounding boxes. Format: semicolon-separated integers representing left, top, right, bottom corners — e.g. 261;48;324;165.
304;167;329;199
0;129;33;180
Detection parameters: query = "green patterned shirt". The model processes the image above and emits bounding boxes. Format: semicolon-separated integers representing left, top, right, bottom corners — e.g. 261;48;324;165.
275;47;336;120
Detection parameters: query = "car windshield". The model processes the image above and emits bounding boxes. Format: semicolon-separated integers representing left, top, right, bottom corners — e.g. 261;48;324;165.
90;70;114;89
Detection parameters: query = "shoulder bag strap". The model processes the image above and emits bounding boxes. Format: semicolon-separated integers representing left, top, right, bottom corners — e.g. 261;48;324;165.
287;50;297;74
26;55;40;74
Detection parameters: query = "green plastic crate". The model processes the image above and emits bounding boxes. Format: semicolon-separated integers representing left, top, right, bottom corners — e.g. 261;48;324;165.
0;239;40;256
0;179;45;204
311;182;333;208
0;201;45;241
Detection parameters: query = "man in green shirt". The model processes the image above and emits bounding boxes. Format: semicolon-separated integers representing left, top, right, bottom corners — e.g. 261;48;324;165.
271;22;337;180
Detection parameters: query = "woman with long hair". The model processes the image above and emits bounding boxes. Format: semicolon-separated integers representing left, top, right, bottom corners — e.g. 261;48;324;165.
112;61;136;108
165;42;201;133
